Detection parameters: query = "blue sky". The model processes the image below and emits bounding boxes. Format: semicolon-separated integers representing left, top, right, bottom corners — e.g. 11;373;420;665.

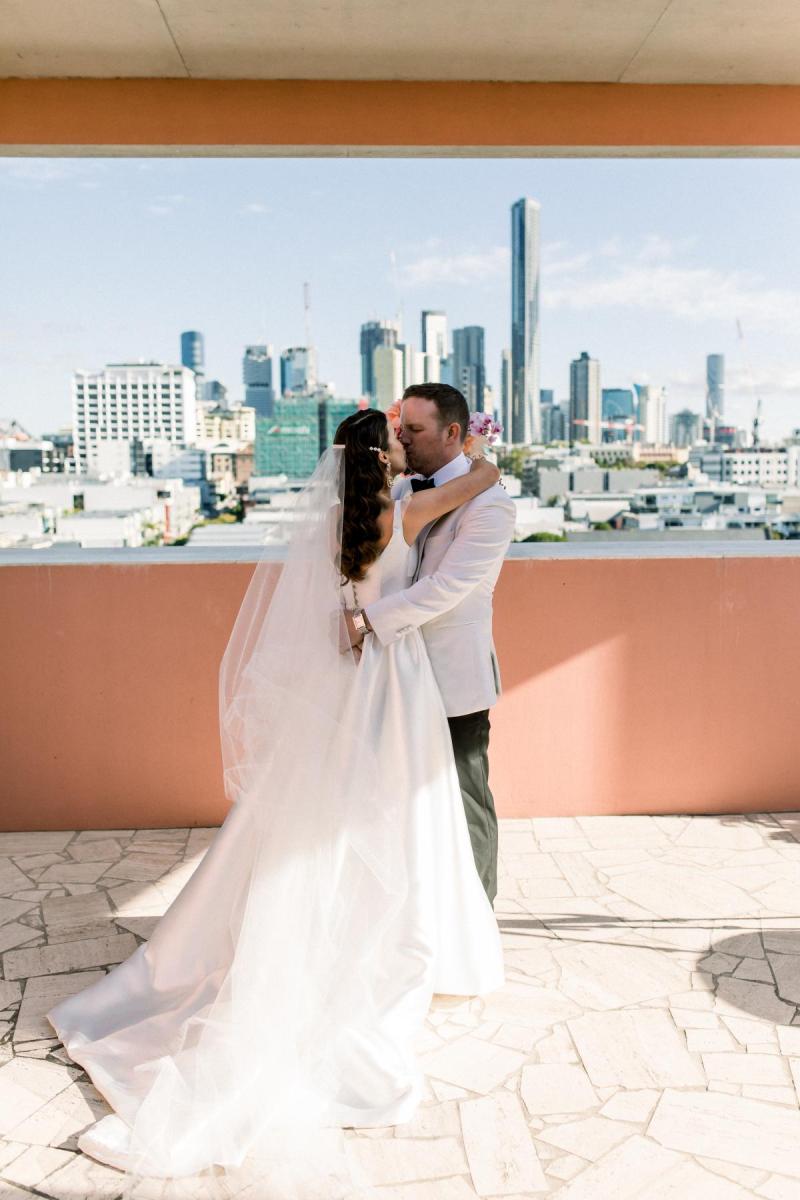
2;154;800;441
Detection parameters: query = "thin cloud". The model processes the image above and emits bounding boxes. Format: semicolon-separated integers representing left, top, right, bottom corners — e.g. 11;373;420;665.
542;233;800;335
145;193;187;216
0;159;109;185
668;364;800;399
397;246;509;287
241;202;270;214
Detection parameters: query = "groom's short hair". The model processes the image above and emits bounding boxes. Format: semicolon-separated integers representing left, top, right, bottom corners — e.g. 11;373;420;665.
402;383;469;441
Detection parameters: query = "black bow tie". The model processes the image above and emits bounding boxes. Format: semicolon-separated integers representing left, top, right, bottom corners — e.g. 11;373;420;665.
410;477;436;492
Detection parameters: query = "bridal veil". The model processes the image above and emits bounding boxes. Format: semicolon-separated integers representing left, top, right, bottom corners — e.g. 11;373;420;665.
112;445;411;1197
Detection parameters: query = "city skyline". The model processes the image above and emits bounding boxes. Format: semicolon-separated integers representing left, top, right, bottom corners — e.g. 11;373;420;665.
3;155;800;441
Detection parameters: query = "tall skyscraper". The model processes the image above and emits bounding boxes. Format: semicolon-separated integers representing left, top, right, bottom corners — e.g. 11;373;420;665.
180;331;204;374
510;197;542;444
180;331;205;401
500;349;511;439
541;401;565;443
373;345;405;411
360;320;399;399
421;311;448;360
401;343;425;389
422;353;441;383
72;362;197;474
602;388;635;420
203;380;228;407
569;352;601;444
602;387;635;442
452;326;486;412
634;383;667;445
539;389;562;442
670;409;702;448
280;347;317;397
242;345;275;418
706;354;725;419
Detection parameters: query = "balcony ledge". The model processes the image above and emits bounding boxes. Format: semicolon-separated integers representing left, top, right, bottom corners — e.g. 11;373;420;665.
2;538;800;566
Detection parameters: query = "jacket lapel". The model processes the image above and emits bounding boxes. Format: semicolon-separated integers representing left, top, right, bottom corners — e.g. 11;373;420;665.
412;513;448;583
409;455;470;582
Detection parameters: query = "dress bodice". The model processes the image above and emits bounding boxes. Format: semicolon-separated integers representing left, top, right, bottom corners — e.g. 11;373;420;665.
341;496;413;610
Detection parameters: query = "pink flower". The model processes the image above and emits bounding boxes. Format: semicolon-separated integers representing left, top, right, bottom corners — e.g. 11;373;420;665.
464;412;502;455
385;400;402;436
468;413;502;442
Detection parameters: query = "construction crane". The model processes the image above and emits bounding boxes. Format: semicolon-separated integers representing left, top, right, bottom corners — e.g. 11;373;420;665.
735;318;764;448
303;282;312;346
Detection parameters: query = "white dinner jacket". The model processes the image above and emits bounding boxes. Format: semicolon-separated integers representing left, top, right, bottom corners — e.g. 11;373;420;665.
364;452;516;718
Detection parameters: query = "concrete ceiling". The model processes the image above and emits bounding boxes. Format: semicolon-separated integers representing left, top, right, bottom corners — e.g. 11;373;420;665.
1;1;800;84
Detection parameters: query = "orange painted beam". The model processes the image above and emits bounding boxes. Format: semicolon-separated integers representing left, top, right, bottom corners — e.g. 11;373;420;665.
2;79;800;149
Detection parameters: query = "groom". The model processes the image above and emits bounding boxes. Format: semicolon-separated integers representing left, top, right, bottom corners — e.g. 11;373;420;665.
345;382;516;906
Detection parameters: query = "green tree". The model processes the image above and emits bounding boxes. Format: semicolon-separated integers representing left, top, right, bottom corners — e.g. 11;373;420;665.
495;446;531;481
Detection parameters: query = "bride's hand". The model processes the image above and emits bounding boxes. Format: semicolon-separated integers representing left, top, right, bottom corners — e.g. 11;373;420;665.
467;454;500;486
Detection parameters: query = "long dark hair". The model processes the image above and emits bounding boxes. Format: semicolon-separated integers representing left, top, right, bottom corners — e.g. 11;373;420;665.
333;408;391;583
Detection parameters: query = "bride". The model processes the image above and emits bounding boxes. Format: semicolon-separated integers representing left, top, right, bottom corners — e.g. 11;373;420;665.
46;406;505;1198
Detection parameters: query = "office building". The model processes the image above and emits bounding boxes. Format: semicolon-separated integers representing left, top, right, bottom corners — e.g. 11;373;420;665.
421;310;448;359
569;352;601;444
373;345;405;411
500;349;511;440
540;394;565;443
180;331;204;374
670;409;702;448
180;330;205;405
203;380;227;407
243;345;275;417
602;388;636;443
197;403;255;446
602;388;635;420
510;197;542;443
72;362;198;474
423;353;441;383
360;320;399;399
453;326;486;412
635;383;667;445
402;344;425;389
707;353;725;420
255;398;320;477
280;346;317;397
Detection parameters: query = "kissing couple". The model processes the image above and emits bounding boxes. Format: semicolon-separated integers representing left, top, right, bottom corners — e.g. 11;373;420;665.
47;381;517;1197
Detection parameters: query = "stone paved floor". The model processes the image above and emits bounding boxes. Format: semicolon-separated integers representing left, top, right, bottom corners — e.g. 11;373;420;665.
1;813;800;1198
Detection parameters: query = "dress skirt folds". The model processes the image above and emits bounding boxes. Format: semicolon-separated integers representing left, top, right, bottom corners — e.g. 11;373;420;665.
46;473;505;1193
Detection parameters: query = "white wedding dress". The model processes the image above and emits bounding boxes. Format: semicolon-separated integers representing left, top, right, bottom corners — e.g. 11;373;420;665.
46;488;505;1191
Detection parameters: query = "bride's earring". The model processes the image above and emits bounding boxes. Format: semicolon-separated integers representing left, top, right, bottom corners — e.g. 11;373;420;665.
369;447;393;487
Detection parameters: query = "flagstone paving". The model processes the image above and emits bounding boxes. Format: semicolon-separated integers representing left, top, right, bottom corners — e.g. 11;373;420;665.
1;813;800;1197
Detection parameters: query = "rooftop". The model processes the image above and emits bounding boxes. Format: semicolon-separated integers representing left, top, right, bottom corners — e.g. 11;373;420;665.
2;811;800;1194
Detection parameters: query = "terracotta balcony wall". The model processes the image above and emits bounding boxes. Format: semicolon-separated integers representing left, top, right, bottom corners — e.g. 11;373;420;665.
2;541;800;832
